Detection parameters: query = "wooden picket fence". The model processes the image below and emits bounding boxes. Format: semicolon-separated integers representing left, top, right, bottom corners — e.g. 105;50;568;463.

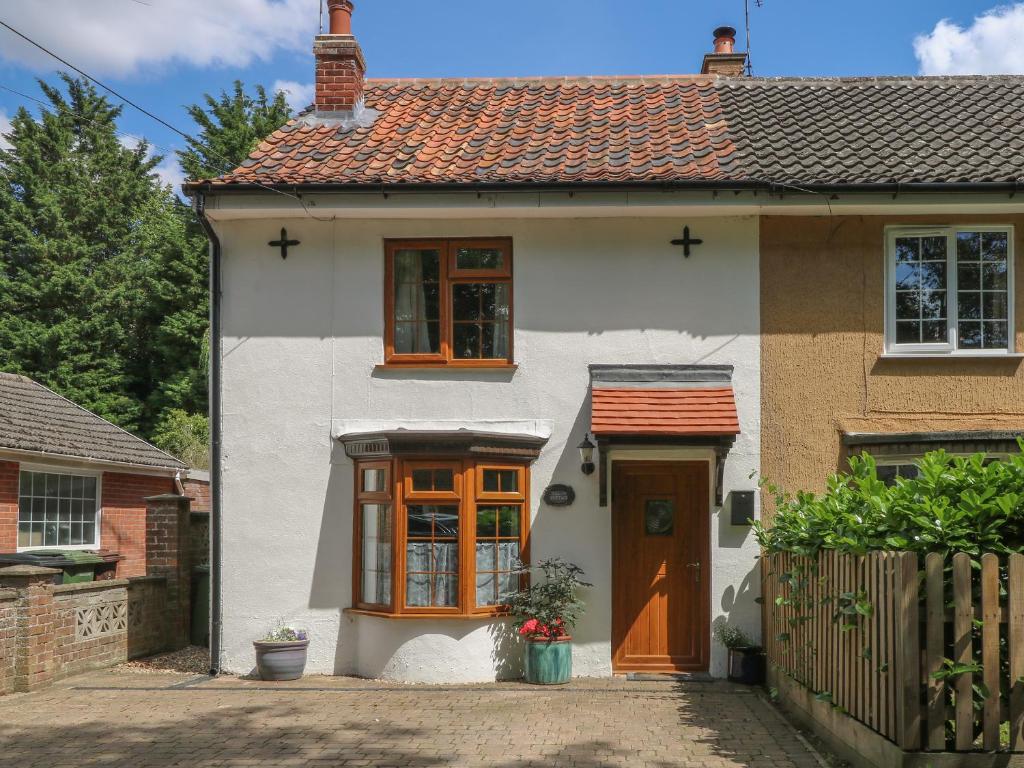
763;551;1024;753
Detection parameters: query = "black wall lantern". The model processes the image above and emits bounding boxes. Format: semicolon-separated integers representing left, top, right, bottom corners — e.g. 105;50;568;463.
578;434;596;475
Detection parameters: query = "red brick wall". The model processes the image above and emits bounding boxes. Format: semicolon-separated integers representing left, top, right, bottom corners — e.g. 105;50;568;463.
0;461;19;552
183;478;210;513
101;473;174;578
0;590;17;694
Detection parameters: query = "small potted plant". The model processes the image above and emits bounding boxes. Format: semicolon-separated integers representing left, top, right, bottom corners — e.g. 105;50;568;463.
508;558;591;685
253;626;309;681
713;624;765;685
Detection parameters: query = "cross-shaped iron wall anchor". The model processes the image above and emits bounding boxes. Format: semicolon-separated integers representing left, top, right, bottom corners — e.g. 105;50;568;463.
671;226;704;257
268;228;301;259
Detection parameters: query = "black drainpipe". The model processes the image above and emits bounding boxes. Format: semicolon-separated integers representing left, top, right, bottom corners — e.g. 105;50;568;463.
193;191;223;676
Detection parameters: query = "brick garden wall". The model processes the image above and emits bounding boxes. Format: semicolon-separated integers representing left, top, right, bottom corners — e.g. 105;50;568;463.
0;589;16;695
0;572;171;692
101;472;175;577
126;576;168;659
0;491;195;694
51;580;129;680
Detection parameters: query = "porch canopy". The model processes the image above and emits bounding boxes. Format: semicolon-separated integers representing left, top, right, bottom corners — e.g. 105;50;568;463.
589;365;741;505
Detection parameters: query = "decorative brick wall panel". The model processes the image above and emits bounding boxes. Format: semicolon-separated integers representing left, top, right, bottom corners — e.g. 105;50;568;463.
0;460;19;552
0;590;17;695
102;473;174;577
127;576;168;659
51;581;128;680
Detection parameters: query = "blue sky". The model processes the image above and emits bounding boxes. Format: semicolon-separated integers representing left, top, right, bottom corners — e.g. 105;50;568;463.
1;0;1022;188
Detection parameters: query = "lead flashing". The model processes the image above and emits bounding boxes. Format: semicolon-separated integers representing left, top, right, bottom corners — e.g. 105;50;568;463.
589;364;734;388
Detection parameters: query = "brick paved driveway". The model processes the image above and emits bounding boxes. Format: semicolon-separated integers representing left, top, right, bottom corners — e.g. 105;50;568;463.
0;670;828;768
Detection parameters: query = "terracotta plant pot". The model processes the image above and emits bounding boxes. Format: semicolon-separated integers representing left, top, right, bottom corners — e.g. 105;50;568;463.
524;635;572;685
253;639;309;681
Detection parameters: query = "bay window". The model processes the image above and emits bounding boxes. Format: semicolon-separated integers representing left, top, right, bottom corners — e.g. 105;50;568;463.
886;226;1014;355
352;458;528;616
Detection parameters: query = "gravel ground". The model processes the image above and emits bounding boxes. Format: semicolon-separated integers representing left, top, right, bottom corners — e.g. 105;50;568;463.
118;646;210;675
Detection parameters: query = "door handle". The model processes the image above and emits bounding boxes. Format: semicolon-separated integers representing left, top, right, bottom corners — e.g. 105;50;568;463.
686;562;701;583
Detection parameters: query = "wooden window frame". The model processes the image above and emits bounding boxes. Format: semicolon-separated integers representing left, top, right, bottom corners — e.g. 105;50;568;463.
383;238;514;368
352;460;395;612
350;457;530;618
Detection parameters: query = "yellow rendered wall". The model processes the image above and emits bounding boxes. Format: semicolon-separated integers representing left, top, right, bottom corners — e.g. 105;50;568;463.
760;214;1024;519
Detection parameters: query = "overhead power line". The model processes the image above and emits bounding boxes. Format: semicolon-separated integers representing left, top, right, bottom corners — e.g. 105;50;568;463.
0;18;327;219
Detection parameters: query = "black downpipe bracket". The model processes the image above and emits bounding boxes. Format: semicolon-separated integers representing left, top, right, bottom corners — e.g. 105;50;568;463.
194;193;223;676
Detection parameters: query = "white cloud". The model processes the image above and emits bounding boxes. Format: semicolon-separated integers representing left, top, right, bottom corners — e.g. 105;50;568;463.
119;134;185;192
273;79;315;113
0;110;12;151
915;3;1024;74
153;156;186;192
0;0;318;77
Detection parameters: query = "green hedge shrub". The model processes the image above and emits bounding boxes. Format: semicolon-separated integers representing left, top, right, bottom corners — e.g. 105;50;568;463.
755;448;1024;557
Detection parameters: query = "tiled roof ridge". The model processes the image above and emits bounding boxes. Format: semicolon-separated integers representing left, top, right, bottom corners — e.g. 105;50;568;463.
721;74;1024;85
365;73;1024;86
364;74;720;86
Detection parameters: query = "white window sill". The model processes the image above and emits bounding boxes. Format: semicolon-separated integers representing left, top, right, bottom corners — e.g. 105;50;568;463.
16;544;100;553
880;352;1024;360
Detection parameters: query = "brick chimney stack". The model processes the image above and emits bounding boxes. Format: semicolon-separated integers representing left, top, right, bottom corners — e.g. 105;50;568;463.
700;26;748;77
314;0;366;115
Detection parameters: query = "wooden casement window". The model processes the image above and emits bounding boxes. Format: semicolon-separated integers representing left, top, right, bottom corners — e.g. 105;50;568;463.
383;238;513;366
352;459;529;616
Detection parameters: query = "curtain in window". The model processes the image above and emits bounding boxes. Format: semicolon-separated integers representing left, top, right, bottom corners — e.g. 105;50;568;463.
393;250;440;354
405;541;458;607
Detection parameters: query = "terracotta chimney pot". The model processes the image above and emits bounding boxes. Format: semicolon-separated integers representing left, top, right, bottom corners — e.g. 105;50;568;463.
327;0;354;36
713;26;736;54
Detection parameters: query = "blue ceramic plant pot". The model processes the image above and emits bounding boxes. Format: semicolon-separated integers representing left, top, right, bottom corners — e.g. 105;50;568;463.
254;640;309;681
524;636;572;685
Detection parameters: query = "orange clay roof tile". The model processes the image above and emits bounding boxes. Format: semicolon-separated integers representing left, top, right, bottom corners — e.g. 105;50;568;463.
591;387;741;437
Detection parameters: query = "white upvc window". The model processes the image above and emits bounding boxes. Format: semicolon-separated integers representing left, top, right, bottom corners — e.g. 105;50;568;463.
885;226;1015;355
17;468;101;550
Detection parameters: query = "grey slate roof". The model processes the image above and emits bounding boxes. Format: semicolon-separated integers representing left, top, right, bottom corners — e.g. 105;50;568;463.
718;76;1024;185
0;372;186;470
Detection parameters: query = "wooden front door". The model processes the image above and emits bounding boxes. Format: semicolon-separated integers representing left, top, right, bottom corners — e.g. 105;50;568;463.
612;460;710;672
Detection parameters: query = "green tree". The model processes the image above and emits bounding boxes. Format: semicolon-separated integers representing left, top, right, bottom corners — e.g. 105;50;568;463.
0;75;180;430
0;75;290;466
179;81;291;181
151;408;210;470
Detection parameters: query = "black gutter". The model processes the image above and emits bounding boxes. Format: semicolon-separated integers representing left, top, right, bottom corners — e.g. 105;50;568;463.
193;192;223;677
183;179;1024;196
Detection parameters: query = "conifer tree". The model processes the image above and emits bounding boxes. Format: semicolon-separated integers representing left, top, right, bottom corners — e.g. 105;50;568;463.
0;75;178;430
